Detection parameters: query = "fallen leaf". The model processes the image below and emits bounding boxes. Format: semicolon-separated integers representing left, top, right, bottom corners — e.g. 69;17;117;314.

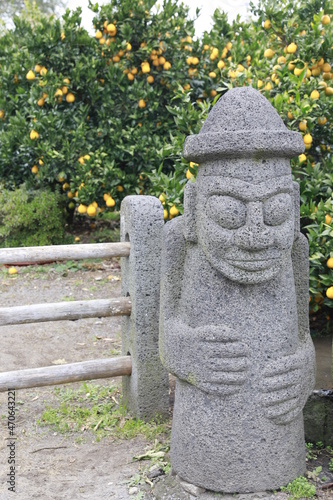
111;396;119;405
107;275;121;281
133;450;165;461
94;418;103;431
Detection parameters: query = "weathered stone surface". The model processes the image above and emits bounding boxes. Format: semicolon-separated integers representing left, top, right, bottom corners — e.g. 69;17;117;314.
152;474;289;499
304;390;333;446
183;87;304;162
152;474;193;500
159;87;316;492
148;465;165;479
121;195;169;420
178;477;206;496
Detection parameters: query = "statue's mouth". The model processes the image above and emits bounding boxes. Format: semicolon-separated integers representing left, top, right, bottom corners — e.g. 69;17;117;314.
229;258;276;271
224;248;280;272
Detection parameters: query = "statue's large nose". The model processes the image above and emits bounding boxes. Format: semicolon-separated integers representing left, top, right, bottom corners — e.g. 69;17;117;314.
234;202;274;250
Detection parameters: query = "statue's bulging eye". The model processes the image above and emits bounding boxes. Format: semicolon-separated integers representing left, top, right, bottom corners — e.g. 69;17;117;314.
206;195;247;230
264;193;293;226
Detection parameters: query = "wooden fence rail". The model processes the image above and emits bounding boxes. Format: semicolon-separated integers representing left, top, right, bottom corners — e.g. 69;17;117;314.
0;242;130;265
0;356;132;392
0;297;132;326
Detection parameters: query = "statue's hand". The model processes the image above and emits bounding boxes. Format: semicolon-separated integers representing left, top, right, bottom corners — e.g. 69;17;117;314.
189;325;249;396
260;344;315;425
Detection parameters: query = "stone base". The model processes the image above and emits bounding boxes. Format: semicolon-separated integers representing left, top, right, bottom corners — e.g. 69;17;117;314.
177;476;206;497
151;474;288;499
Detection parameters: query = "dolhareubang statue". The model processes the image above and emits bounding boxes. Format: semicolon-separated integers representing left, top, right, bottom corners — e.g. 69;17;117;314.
159;87;316;493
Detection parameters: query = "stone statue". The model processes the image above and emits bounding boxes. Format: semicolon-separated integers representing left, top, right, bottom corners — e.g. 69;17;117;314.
159;87;316;493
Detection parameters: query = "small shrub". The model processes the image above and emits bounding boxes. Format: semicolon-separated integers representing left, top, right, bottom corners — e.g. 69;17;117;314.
0;185;68;247
305;442;318;460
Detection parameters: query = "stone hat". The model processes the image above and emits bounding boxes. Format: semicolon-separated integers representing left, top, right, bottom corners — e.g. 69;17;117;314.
182;87;304;163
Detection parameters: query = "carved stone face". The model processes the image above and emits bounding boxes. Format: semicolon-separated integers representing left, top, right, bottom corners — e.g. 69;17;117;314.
195;175;295;284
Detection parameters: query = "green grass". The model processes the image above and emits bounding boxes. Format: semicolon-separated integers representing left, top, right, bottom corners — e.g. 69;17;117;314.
37;383;171;442
281;476;316;499
108;346;122;356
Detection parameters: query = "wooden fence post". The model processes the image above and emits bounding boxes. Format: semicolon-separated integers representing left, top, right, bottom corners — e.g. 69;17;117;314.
120;196;169;420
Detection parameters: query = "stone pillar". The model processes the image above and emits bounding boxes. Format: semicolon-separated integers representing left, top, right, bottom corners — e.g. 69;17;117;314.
159;87;316;493
121;195;169;420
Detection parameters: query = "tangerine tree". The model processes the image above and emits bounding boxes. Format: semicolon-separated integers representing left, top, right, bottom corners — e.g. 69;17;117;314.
149;0;333;313
0;0;198;217
0;0;333;315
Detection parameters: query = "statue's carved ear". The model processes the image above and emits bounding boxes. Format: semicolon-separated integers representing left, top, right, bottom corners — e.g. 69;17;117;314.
293;181;300;239
183;182;197;242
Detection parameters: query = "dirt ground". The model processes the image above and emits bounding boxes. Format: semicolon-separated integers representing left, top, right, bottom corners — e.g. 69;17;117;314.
0;258;152;499
0;258;333;500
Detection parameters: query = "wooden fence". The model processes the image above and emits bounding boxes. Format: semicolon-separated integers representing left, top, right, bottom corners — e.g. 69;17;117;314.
0;242;132;390
0;196;169;420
